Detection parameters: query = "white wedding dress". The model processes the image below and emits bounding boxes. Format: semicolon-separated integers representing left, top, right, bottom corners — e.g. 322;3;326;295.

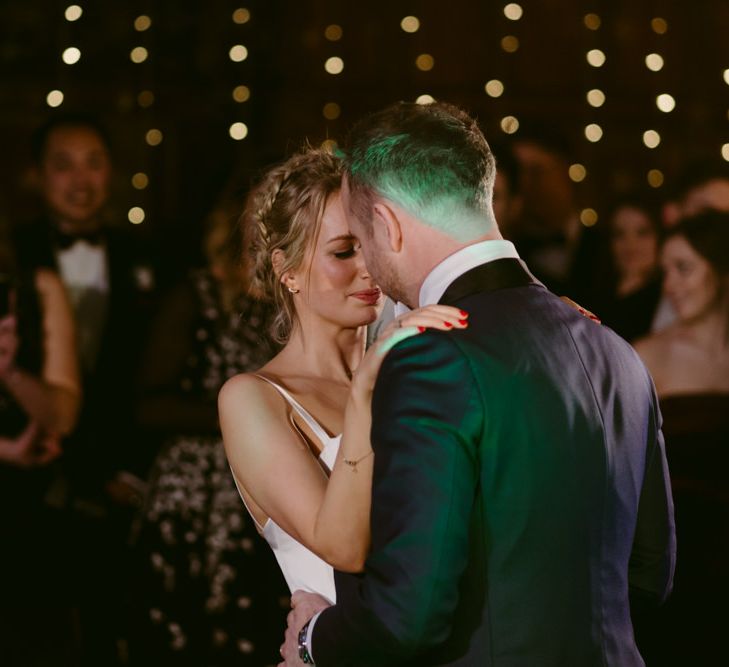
232;375;339;603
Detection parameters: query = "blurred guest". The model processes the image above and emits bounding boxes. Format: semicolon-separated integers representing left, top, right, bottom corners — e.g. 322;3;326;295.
652;160;729;331
633;212;729;665
636;212;729;392
127;206;287;666
0;225;81;664
12;112;158;665
591;195;663;342
510;127;600;297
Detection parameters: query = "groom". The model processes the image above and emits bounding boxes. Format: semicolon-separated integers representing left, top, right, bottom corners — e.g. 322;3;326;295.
280;102;675;666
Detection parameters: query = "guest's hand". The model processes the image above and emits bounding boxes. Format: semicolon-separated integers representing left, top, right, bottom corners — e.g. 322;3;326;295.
279;590;331;666
0;315;19;380
353;304;468;399
0;422;61;468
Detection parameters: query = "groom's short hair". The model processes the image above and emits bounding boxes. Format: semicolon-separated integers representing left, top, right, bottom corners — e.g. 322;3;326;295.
342;101;496;233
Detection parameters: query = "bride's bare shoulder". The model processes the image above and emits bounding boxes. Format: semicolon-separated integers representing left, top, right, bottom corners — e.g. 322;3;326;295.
218;372;280;416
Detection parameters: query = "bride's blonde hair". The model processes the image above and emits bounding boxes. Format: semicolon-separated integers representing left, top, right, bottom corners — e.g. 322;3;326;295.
244;146;343;344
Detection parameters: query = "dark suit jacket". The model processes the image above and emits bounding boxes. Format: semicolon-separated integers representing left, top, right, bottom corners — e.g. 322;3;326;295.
13;220;159;487
313;259;676;666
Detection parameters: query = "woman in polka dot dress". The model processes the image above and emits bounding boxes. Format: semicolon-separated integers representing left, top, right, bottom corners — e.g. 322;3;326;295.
127;210;288;666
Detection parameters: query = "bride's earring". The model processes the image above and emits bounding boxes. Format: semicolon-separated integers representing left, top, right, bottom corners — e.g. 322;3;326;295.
287;286;300;294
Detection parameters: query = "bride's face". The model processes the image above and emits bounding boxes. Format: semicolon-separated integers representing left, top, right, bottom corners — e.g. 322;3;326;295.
296;191;383;329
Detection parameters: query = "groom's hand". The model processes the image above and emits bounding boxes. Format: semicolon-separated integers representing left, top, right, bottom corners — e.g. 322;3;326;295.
279;591;331;666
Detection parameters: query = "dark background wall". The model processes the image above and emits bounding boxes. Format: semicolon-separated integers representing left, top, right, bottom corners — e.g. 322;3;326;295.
1;0;728;272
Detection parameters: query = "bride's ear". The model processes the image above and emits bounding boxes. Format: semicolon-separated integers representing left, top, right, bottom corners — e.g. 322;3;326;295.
373;202;403;253
271;248;300;293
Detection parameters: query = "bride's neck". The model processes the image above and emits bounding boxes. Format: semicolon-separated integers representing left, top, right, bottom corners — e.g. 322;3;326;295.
278;318;367;384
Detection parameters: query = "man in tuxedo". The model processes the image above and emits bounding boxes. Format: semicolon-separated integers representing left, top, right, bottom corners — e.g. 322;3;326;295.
282;102;676;666
13;113;158;663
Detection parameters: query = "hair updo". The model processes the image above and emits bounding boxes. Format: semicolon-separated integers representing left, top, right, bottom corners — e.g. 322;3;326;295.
244;147;343;344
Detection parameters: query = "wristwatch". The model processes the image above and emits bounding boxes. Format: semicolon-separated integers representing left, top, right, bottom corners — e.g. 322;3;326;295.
298;620;315;664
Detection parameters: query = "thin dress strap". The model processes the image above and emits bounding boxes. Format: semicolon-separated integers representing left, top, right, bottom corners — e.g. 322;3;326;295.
253;374;334;446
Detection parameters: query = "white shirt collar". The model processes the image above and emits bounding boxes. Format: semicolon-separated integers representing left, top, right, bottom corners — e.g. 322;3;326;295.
393;239;519;315
418;239;520;307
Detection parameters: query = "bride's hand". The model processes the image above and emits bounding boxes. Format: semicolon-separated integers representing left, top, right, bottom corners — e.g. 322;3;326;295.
352;305;468;399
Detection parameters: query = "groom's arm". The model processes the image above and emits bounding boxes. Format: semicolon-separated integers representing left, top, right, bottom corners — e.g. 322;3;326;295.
311;333;483;666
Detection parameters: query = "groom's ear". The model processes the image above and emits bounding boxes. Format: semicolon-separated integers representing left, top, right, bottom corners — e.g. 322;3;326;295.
373;201;403;253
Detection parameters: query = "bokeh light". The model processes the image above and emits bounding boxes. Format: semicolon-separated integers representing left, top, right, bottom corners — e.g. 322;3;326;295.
232;8;250;24
501;36;519;53
500;116;519;134
145;129;163;146
324;24;342;41
651;18;668;34
586;89;605;107
585;124;603;142
65;5;82;21
229;122;248;140
401;16;420;33
134;15;152;31
46;90;64;107
645;53;664;72
229;45;248;62
325;56;344;74
232;85;250;102
485;80;505;97
128;207;145;224
130;47;148;63
647;169;665;187
62;47;81;64
416;54;435;71
416;94;435;105
722;144;729;162
323;102;341;119
138;90;155;107
586;49;606;67
656;93;676;112
569;164;587;182
643;130;661;148
503;4;523;21
132;173;149;190
584;13;601;30
580;208;598;226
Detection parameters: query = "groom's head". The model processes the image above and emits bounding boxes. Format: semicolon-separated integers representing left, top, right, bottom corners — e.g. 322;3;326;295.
340;101;500;306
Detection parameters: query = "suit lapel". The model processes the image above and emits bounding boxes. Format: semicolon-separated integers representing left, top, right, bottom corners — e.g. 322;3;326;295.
438;258;541;305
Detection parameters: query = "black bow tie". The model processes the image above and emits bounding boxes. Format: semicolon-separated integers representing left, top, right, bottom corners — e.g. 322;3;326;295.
54;229;105;250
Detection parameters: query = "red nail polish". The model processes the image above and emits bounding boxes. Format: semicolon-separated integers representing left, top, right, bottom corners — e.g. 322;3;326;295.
460;310;469;317
444;321;453;328
417;326;425;332
459;319;468;325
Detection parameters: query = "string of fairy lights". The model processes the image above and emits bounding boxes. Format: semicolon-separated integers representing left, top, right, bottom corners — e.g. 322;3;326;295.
44;4;729;227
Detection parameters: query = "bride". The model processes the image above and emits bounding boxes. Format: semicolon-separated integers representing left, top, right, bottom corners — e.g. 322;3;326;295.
219;147;466;602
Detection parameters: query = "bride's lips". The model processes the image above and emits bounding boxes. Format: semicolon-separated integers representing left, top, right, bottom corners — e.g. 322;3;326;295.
350;288;381;305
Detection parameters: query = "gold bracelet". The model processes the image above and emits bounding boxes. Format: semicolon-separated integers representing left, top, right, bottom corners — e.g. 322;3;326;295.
342;449;373;472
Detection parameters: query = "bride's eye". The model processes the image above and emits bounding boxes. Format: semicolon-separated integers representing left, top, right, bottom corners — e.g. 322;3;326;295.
333;245;358;259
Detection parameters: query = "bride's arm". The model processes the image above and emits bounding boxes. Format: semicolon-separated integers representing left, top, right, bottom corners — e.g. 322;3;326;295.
220;305;467;572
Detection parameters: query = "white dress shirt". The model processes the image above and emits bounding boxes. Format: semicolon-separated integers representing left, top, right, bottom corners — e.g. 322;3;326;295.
56;240;110;371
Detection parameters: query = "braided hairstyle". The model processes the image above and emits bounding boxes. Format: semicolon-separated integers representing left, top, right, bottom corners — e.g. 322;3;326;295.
244;146;343;344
